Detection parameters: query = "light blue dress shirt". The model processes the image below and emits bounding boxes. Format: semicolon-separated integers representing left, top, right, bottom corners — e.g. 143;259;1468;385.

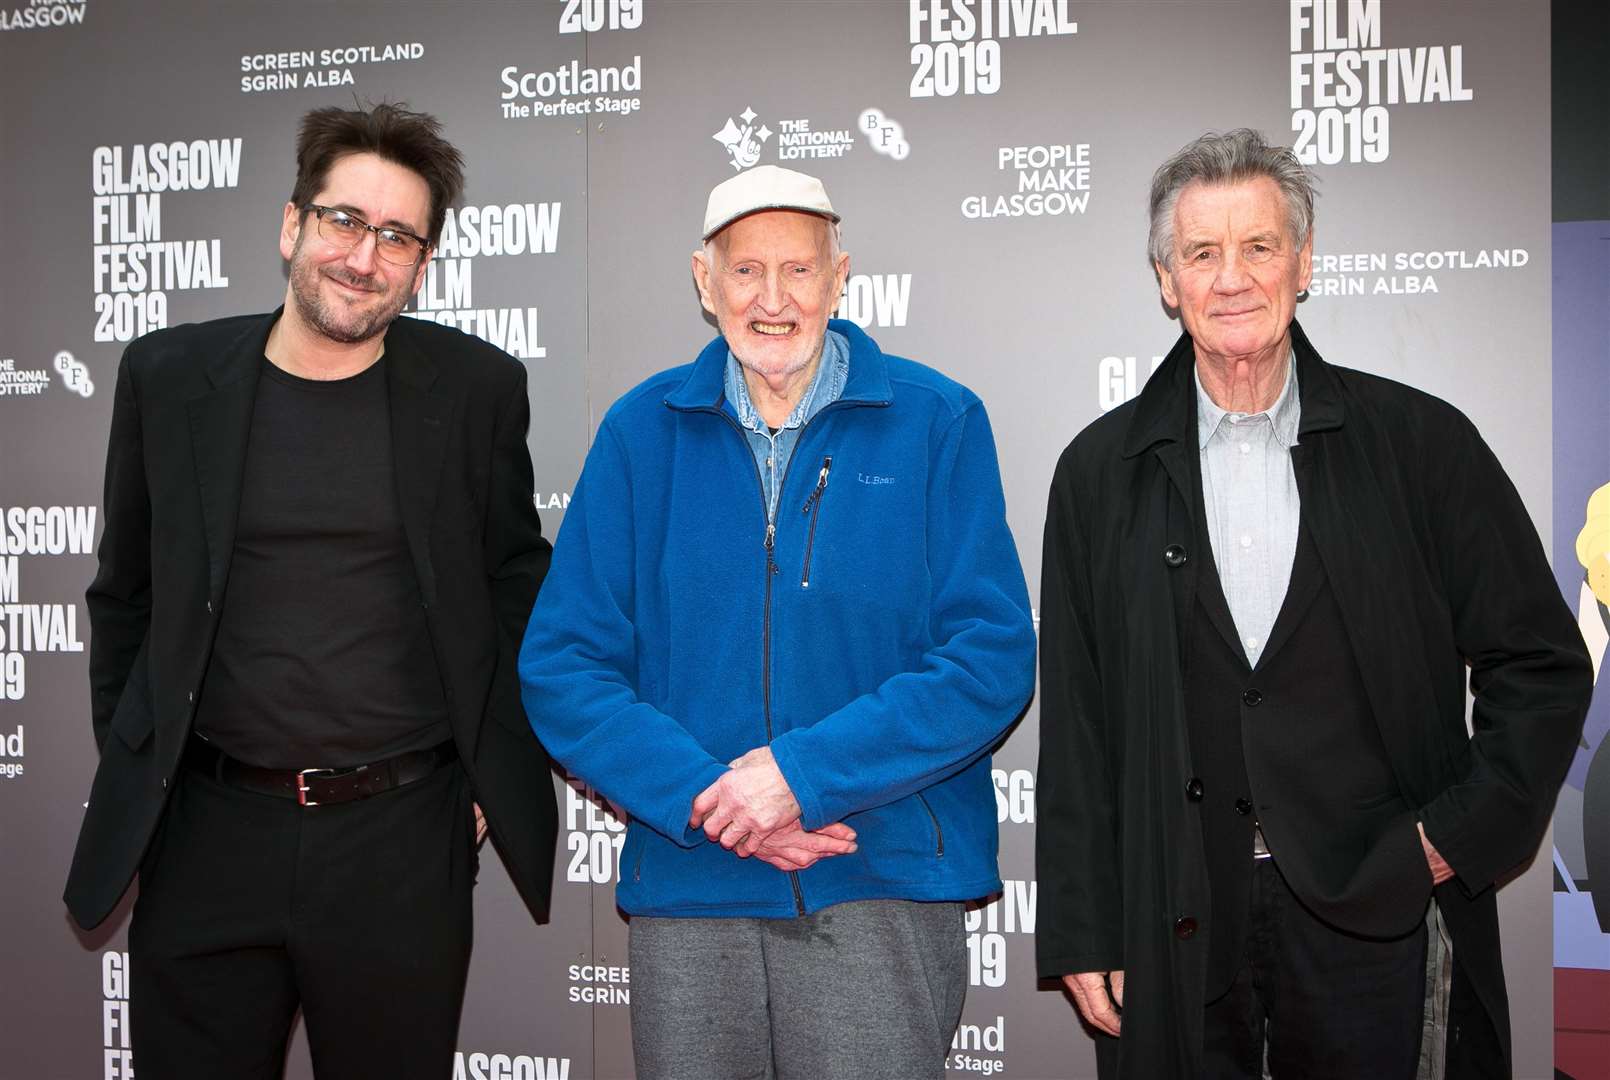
1195;353;1302;669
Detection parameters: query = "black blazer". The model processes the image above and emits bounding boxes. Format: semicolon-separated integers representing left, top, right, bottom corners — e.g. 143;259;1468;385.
64;310;557;930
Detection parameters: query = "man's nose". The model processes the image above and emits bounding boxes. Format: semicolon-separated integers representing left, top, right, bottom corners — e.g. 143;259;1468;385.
343;230;380;275
1213;251;1250;292
757;269;787;312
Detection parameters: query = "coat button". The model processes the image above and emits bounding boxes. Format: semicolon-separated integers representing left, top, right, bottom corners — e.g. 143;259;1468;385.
206;600;213;614
1185;778;1205;802
1174;915;1198;940
1235;798;1254;816
1163;544;1188;568
187;690;195;703
1242;688;1263;707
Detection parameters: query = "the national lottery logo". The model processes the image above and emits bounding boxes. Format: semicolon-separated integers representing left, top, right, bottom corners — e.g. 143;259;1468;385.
0;0;87;31
0;351;88;399
712;107;772;171
714;107;861;170
859;108;910;161
0;357;48;398
54;351;93;398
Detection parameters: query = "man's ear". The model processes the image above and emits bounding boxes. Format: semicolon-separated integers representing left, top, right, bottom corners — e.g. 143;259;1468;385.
279;202;302;262
692;250;717;316
1156;260;1179;310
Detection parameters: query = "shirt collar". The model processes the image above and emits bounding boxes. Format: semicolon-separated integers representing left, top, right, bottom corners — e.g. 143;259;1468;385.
724;329;849;434
1194;349;1301;450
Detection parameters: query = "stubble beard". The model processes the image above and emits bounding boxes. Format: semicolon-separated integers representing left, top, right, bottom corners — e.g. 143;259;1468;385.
287;243;411;346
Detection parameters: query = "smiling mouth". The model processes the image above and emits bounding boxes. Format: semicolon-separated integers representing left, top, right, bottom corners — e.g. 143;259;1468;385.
750;320;796;336
326;271;376;295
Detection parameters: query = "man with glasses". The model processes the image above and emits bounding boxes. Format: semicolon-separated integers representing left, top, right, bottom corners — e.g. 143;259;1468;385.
64;103;557;1079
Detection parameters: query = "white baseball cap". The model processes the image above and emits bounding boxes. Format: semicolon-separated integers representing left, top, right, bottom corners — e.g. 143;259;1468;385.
701;165;840;242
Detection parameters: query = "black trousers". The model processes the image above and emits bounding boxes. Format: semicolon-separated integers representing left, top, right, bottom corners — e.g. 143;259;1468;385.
129;758;477;1079
1202;859;1427;1080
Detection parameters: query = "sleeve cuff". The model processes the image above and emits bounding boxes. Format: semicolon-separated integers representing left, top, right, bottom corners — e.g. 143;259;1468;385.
767;734;826;831
667;761;730;848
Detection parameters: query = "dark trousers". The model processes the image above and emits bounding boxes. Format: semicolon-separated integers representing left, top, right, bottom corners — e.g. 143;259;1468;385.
1202;859;1427;1080
129;759;477;1079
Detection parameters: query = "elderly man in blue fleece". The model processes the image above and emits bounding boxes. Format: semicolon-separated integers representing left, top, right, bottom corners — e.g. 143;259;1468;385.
519;164;1036;1080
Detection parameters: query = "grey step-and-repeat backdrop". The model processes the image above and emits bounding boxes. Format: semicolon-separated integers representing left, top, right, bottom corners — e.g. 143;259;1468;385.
0;2;1573;1077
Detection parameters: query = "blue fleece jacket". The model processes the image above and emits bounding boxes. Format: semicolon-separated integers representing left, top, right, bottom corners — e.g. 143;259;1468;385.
519;321;1036;917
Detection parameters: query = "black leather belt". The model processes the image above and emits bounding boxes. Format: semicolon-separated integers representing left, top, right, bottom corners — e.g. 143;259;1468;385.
185;734;458;806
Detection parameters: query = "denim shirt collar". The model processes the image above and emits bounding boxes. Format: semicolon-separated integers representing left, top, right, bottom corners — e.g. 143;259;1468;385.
724;329;849;436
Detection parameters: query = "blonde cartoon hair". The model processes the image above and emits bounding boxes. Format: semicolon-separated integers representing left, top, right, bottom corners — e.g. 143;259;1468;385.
1578;482;1610;609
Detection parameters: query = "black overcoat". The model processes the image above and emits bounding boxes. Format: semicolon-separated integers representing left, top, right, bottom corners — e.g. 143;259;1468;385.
1036;322;1592;1078
64;310;558;930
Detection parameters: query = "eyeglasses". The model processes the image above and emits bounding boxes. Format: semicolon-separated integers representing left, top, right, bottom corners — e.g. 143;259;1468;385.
302;204;429;266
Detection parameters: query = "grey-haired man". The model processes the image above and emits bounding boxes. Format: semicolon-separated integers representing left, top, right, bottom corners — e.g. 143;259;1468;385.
1035;129;1590;1079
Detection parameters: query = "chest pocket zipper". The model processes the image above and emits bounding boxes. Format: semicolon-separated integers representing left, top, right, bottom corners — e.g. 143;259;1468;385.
800;456;833;588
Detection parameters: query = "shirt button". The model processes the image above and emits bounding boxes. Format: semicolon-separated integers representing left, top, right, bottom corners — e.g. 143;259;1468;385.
766;456;773;468
1240;534;1253;549
1244;635;1259;651
1174;916;1198;940
1163;544;1188;568
1239;443;1251;455
1185;778;1205;802
1242;688;1263;707
1235;798;1254;816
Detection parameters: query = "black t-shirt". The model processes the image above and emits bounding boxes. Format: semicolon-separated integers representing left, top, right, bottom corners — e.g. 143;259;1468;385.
193;356;450;768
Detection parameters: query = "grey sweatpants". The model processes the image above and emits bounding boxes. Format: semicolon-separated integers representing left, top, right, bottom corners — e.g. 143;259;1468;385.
628;898;967;1080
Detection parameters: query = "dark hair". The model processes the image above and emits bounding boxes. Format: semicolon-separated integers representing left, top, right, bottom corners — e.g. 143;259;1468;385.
290;102;464;245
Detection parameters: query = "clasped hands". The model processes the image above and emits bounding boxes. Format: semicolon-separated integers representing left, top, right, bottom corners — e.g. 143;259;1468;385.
688;746;858;872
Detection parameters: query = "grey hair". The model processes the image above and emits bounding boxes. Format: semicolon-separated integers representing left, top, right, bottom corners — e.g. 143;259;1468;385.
1147;129;1317;270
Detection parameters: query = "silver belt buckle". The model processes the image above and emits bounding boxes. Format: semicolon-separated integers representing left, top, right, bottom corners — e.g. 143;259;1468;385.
296;768;325;807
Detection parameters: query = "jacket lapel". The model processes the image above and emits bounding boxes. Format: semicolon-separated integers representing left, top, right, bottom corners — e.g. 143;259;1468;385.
383;324;453;608
187;314;273;601
1126;333;1208;655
